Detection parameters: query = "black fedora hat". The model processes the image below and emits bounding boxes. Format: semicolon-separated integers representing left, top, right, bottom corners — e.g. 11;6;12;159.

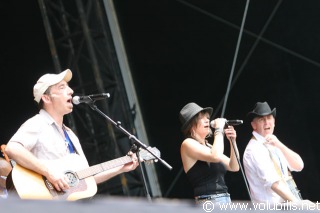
179;102;213;131
247;101;276;121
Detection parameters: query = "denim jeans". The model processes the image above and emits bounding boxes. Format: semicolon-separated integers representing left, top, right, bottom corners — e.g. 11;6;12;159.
195;193;231;204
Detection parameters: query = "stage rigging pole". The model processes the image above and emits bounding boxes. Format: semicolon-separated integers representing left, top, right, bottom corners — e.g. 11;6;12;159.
219;0;253;203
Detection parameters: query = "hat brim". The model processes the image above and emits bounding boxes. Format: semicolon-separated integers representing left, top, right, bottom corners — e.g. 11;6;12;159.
181;107;213;131
247;108;276;121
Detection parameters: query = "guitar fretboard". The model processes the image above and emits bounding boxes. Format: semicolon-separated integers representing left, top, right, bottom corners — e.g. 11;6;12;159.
76;156;132;179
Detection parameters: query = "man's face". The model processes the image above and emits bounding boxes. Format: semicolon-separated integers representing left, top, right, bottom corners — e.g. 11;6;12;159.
46;80;74;114
251;114;275;137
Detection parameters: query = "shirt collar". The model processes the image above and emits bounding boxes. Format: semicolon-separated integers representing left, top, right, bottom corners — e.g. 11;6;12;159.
39;109;66;129
39;109;55;125
252;131;267;143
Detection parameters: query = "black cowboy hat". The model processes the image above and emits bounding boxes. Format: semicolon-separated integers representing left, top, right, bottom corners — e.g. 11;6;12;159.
247;101;276;121
179;102;213;131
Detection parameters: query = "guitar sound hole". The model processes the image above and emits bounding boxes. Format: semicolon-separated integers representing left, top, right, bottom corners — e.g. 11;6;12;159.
64;170;79;187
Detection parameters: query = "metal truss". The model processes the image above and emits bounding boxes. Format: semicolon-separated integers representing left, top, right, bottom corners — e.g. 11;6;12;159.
37;0;161;197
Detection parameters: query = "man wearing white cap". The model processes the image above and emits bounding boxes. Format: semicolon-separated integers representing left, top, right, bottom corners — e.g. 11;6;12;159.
5;69;139;200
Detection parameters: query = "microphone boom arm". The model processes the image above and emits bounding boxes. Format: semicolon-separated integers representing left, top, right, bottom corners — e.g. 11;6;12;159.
85;102;172;171
82;101;172;201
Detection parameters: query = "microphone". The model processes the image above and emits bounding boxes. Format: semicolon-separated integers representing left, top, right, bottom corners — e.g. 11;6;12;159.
72;93;110;105
210;119;243;128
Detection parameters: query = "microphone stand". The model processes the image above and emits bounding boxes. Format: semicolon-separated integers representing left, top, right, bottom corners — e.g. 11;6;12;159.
86;101;172;200
228;130;253;203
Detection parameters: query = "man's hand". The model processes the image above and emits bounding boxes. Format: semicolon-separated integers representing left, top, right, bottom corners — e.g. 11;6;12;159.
122;152;139;172
265;134;281;147
45;165;70;191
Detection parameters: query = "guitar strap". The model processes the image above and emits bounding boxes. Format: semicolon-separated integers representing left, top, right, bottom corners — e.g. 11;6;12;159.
63;129;76;154
264;144;284;178
264;144;302;200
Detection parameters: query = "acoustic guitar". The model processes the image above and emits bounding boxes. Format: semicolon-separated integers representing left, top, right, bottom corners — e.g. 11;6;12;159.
7;147;160;201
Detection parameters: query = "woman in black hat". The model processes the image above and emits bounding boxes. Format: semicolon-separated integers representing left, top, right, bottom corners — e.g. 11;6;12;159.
179;102;240;204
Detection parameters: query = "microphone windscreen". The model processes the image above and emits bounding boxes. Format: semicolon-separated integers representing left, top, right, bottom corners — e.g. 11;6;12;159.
210;120;215;128
72;96;80;105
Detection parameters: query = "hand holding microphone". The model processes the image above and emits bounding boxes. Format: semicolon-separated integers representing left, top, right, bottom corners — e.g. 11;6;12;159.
210;118;228;129
210;118;241;141
210;119;243;128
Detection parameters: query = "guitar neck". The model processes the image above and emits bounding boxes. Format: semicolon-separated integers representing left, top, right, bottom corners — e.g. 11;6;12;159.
76;155;132;179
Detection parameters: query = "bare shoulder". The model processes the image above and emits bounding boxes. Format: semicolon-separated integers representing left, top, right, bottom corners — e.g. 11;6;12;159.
181;138;198;150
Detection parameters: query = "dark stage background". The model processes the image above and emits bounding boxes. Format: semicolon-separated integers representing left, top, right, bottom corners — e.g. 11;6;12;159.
1;0;320;202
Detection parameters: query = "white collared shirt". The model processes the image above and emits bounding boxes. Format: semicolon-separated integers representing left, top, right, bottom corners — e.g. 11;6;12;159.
8;109;88;163
243;131;290;203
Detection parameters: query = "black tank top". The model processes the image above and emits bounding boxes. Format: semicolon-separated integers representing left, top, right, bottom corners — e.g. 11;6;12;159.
186;160;228;196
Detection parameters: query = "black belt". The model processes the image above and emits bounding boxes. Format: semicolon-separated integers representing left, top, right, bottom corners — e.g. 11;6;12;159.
195;193;230;202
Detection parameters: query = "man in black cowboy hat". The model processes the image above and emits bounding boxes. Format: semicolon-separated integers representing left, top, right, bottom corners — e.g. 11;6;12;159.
243;102;304;203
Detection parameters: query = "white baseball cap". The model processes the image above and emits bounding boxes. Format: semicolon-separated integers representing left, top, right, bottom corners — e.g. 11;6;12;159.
33;69;72;103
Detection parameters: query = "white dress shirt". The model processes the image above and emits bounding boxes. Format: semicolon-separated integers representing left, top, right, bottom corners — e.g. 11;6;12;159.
243;131;292;203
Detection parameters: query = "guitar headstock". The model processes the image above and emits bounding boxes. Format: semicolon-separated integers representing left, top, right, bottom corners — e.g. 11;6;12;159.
139;147;161;164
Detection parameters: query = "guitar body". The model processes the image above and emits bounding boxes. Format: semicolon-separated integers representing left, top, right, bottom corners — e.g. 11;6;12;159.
9;154;97;201
7;147;160;201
